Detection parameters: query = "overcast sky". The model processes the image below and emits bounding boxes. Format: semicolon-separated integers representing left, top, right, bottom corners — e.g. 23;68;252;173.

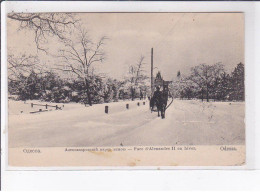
7;13;244;80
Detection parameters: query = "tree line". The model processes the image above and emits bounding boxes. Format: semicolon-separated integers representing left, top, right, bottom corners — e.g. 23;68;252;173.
170;62;245;102
8;55;149;105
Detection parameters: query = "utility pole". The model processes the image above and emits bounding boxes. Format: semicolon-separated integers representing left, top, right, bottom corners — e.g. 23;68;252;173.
151;48;154;95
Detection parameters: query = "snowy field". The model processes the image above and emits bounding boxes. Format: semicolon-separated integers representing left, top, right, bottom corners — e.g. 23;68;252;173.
8;99;245;147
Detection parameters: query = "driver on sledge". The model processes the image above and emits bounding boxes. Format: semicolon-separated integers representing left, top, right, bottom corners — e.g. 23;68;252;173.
153;86;162;103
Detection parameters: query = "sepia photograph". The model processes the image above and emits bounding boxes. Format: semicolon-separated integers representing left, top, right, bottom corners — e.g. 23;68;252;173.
6;12;245;166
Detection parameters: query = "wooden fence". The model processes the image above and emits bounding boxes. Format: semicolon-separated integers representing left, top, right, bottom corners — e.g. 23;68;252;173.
30;103;63;114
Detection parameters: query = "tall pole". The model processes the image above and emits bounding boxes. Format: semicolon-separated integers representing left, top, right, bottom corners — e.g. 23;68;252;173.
151;48;154;95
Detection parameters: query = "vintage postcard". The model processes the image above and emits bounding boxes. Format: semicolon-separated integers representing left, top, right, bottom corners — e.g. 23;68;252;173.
5;12;245;168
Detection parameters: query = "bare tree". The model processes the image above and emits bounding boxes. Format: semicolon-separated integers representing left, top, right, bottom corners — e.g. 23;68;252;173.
125;56;148;100
7;13;77;52
188;63;224;102
8;53;40;81
54;27;107;106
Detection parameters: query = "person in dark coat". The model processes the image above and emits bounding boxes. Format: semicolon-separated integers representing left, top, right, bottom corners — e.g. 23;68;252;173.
153;86;162;103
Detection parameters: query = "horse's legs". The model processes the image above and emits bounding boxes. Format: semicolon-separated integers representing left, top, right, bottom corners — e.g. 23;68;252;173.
157;109;160;117
160;109;164;119
161;106;166;119
161;110;165;119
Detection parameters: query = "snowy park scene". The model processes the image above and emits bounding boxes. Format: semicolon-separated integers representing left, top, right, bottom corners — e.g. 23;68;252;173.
7;13;245;148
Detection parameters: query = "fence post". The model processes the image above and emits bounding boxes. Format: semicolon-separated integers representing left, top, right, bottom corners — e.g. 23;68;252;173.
105;106;109;114
137;102;140;106
31;103;33;108
126;104;129;109
46;104;48;109
56;105;58;110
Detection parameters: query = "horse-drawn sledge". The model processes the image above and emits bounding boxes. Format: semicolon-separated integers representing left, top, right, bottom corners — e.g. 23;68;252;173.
149;72;173;119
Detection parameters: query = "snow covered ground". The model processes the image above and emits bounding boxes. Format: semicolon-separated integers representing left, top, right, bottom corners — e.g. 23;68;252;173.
8;99;245;147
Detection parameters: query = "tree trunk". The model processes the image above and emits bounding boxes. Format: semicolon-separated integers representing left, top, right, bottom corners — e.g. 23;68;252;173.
131;87;135;101
206;86;209;102
85;78;92;106
201;88;204;102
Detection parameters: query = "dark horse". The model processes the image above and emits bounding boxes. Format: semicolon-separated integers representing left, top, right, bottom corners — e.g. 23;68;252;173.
149;96;155;112
150;86;168;119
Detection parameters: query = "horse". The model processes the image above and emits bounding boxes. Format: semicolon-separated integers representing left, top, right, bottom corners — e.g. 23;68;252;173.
149;96;155;112
149;88;168;119
154;90;168;119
